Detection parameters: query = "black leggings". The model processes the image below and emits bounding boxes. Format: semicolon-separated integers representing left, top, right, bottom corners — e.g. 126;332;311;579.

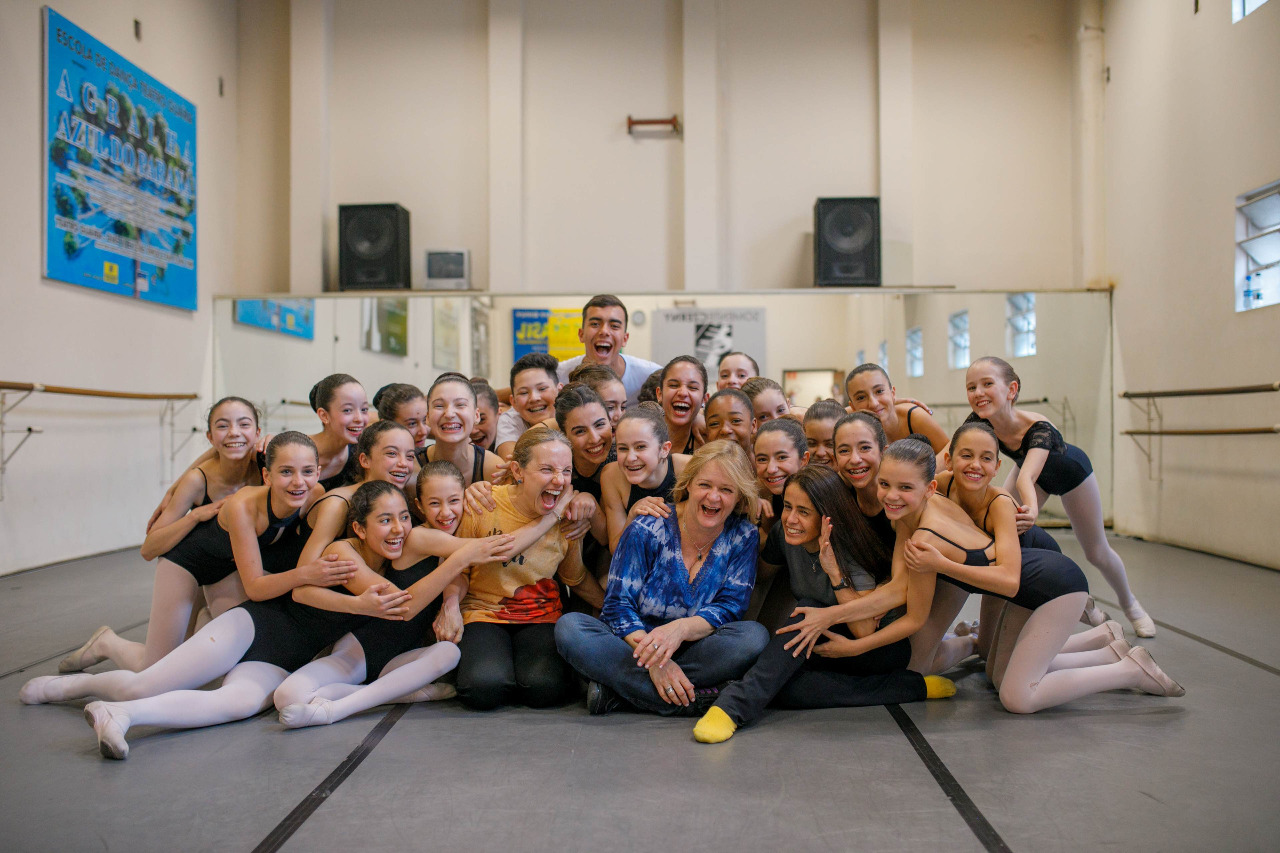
455;622;572;711
716;604;926;728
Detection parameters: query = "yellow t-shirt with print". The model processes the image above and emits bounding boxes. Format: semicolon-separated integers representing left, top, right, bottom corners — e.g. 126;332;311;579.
456;484;585;624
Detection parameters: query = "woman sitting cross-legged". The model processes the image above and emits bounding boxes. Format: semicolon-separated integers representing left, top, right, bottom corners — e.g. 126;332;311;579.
555;440;769;716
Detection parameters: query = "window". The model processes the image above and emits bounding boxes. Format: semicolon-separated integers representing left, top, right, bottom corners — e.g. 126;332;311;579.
905;327;923;378
1233;0;1271;23
948;311;970;370
1236;181;1280;312
877;340;888;372
855;349;865;366
1006;293;1036;358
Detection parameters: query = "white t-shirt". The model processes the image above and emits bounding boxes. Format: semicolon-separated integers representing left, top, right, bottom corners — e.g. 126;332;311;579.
495;408;534;446
557;353;662;407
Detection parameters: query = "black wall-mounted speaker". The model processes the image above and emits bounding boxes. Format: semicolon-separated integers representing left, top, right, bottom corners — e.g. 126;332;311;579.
338;203;411;291
814;197;880;287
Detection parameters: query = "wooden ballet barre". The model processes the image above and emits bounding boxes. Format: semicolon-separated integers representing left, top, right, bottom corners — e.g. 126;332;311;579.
0;381;197;401
1121;426;1280;436
627;114;681;135
1120;382;1280;400
279;399;312;408
929;397;1049;408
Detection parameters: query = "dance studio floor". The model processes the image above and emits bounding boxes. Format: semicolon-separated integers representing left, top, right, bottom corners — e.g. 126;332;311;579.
3;533;1278;853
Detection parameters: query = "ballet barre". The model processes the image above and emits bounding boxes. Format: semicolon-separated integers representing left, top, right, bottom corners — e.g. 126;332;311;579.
1120;381;1280;399
627;114;681;136
1119;380;1280;479
262;398;314;433
0;381;199;500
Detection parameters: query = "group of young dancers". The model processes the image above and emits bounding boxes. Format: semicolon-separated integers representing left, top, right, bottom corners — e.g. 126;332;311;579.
19;294;1183;758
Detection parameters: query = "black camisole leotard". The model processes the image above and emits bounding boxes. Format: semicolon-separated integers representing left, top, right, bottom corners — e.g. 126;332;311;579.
919;525;1087;610
162;495;308;587
349;554;444;683
625;458;677;513
963;413;1093;496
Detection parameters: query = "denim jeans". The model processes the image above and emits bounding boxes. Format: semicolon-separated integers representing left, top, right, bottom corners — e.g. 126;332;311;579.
555;612;769;715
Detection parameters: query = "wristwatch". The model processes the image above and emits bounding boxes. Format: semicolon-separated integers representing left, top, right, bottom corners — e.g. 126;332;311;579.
830;578;851;591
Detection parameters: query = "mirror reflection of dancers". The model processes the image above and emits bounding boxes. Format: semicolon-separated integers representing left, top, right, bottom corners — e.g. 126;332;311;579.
965;356;1154;637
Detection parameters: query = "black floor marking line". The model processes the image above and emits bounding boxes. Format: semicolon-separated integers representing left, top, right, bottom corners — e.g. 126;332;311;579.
1091;595;1280;677
887;704;1013;853
253;704;409;853
0;619;150;681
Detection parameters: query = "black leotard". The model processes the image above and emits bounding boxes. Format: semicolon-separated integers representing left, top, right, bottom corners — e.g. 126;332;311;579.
573;446;617;504
625;458;677;512
237;592;365;673
919;526;1087;610
905;405;925;435
770;491;784;520
163;496;307;586
319;445;362;492
964;414;1093;495
682;433;696;455
193;467;212;507
941;479;1061;553
418;445;489;486
350;555;443;683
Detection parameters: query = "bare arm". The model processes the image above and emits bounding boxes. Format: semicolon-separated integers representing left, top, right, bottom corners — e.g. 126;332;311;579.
814;568;938;659
558;541;604;610
140;470;217;560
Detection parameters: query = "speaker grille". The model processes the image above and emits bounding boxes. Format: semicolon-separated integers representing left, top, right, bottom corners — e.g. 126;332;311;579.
814;197;880;287
338;204;411;291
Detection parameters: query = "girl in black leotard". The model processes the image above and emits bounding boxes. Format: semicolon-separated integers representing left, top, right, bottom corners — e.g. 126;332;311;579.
845;364;950;458
309;373;370;491
966;356;1154;637
807;436;1183;714
18;436;390;760
274;464;566;727
658;356;707;456
934;421;1128;674
554;383;614;553
422;373;503;488
373;383;430;450
600;403;690;552
298;420;417;566
60;398;268;676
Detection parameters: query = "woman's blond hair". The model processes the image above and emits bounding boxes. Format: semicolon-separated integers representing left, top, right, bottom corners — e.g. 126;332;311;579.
671;439;760;523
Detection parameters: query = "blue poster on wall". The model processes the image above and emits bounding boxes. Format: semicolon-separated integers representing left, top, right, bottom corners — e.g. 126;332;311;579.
513;309;550;358
43;8;198;311
233;299;316;340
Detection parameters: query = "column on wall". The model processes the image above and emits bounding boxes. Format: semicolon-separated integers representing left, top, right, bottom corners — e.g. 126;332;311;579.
682;0;724;291
877;0;913;286
289;0;334;294
489;0;526;291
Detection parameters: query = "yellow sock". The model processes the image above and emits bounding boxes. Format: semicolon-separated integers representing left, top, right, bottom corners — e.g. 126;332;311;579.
925;675;956;699
693;706;737;743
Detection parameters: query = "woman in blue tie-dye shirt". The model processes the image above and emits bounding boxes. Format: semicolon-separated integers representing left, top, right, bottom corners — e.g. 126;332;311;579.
555;440;769;715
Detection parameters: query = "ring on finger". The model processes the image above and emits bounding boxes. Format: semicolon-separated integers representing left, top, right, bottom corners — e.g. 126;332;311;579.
665;687;675;694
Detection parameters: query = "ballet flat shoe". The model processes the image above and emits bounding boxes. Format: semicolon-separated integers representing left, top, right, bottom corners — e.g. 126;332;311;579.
279;698;335;729
1127;647;1185;698
1103;620;1125;642
1107;637;1133;661
952;620;979;637
84;702;130;760
1081;597;1110;627
18;675;60;705
58;626;112;673
1125;603;1157;638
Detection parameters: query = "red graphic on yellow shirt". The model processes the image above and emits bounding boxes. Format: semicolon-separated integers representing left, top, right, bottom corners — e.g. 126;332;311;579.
493;578;562;622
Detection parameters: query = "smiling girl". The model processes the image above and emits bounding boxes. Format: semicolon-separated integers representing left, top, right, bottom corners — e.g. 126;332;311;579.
421;372;504;488
964;356;1153;637
447;429;605;710
659;355;709;455
599;404;692;552
60;398;269;674
845;364;949;460
373;383;430;450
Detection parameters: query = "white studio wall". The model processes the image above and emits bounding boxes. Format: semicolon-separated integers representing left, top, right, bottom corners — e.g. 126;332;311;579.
1104;0;1280;568
0;0;239;576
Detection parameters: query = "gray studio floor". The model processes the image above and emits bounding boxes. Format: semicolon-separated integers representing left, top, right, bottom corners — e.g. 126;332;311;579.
3;532;1279;853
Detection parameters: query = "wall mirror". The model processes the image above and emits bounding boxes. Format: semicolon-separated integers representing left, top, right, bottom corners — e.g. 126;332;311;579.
213;289;1112;519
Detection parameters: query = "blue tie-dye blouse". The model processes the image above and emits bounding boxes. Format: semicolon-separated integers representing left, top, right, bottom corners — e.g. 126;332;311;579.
601;509;759;637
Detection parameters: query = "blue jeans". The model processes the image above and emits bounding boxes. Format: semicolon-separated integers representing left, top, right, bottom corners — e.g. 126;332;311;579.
555;612;769;715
